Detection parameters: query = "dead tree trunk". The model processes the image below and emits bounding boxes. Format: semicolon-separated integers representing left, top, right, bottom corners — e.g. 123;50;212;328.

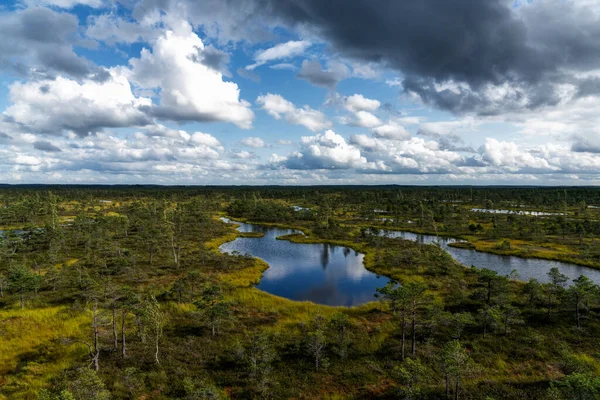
112;306;118;351
121;309;127;358
411;300;417;356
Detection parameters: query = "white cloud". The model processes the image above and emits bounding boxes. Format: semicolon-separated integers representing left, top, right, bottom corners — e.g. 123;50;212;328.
256;93;332;132
349;135;465;173
337;94;384;128
352;111;382;128
190;132;223;150
0;123;254;184
350;62;381;79
144;124;190;140
386;78;403;87
14;155;42;165
277;130;368;170
481;138;556;171
129;23;254;128
372;123;411;140
4;69;152;136
344;94;381;113
241;137;266;148
247;40;311;70
270;63;297;70
233;150;258;159
86;14;156;45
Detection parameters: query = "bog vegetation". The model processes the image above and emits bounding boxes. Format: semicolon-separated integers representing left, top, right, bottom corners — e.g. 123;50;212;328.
1;185;600;399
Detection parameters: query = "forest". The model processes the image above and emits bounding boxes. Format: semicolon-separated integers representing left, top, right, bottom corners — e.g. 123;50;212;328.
1;185;600;400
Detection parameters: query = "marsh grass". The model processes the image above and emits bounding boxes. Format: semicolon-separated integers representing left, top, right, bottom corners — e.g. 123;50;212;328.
0;306;90;399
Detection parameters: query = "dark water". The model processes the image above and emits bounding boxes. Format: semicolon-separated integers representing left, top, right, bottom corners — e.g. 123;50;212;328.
380;230;600;285
219;218;387;306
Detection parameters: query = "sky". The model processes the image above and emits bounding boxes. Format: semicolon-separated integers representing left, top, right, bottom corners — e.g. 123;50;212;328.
1;0;600;185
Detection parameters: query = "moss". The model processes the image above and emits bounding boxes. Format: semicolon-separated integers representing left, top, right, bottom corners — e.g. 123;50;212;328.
238;231;265;238
448;241;476;249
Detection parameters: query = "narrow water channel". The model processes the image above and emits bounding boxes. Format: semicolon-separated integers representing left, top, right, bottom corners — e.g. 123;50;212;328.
380;230;600;284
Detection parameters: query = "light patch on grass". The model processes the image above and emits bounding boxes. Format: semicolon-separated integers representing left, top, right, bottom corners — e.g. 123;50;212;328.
0;306;90;399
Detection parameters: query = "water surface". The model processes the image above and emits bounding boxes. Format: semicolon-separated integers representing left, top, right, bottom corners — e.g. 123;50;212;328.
471;208;565;216
380;230;600;284
219;218;386;306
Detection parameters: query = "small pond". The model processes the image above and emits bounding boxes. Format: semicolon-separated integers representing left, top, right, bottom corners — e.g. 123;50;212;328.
219;218;387;306
219;218;600;306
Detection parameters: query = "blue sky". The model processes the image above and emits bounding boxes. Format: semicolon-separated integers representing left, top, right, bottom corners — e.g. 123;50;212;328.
0;0;600;185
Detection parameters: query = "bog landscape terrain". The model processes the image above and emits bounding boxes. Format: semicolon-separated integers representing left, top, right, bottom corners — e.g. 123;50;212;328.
1;186;600;399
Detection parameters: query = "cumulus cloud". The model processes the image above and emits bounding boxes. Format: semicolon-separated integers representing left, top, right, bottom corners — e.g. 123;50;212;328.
0;124;245;184
3;0;600;184
344;94;381;113
129;23;254;128
3;69;152;136
372;123;411;141
297;60;350;89
232;150;258;159
275;130;367;170
350;135;466;174
241;137;266;148
332;93;385;128
190;132;223;150
256;93;331;132
247;40;311;70
350;61;381;79
340;111;381;128
481;138;555;171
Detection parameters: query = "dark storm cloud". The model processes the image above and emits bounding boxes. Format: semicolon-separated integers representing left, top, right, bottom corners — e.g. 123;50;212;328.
273;1;534;84
0;7;99;79
571;136;600;154
194;45;231;76
33;140;62;153
294;0;600;113
136;0;600;115
576;77;600;99
296;60;350;89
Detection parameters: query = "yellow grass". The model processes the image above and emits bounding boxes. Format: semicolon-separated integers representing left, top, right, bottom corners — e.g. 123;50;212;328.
0;306;90;400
